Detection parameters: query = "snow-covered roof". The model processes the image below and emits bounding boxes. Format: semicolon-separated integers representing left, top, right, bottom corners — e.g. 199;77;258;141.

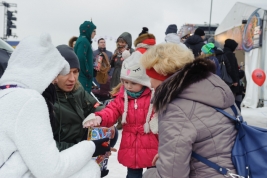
215;2;265;35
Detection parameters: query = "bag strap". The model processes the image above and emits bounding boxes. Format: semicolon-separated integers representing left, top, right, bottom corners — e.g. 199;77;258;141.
191;152;228;175
192;105;244;177
212;105;239;122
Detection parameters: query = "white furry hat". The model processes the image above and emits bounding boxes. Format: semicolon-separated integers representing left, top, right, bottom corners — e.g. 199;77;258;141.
120;51;151;88
0;33;70;94
120;51;153;133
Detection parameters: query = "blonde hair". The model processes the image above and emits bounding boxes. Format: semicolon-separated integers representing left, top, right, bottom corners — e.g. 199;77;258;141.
109;82;122;96
196;53;215;60
140;43;194;76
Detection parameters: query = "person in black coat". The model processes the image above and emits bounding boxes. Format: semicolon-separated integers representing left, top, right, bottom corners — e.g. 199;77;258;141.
184;28;205;57
223;39;240;95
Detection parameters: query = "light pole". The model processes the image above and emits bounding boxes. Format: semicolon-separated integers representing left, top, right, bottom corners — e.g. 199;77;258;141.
0;1;17;40
208;0;213;37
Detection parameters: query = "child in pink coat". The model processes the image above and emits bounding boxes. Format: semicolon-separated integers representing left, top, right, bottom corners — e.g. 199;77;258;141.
83;51;158;178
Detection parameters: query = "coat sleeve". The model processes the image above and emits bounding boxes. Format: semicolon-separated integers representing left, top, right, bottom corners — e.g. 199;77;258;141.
95;96;122;127
143;103;197;178
14;96;98;178
222;54;232;76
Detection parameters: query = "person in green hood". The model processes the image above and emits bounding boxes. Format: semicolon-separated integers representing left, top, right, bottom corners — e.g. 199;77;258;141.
74;21;96;93
110;32;134;90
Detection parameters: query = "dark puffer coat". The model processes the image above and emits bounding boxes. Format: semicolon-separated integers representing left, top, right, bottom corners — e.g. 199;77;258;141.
184;35;205;57
53;82;104;151
223;39;240;94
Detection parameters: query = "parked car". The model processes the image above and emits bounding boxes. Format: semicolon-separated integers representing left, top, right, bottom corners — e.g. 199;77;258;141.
0;39;14;78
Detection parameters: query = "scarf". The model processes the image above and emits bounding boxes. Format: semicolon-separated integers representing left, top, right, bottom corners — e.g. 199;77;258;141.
126;87;145;98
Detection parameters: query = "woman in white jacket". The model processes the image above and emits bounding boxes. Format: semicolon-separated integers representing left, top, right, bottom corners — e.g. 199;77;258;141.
0;33;109;178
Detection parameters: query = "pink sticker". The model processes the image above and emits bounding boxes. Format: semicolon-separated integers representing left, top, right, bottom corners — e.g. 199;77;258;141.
127;69;131;75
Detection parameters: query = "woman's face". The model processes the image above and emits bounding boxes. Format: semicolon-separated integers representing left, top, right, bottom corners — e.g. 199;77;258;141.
72;41;76;48
118;40;127;51
91;29;96;39
150;78;162;89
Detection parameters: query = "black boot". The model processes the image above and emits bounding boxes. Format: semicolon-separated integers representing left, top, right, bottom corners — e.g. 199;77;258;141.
101;169;109;177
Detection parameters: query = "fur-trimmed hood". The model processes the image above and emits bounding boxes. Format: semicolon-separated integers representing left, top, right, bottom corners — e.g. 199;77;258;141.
153;59;235;112
134;33;156;47
0;33;70;94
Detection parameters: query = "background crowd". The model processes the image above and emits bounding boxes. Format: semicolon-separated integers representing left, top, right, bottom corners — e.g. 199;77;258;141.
0;19;245;178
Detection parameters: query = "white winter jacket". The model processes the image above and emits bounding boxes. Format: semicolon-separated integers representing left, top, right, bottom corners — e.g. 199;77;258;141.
0;34;101;178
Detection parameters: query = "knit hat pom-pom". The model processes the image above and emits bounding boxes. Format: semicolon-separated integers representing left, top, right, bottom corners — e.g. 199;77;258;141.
142;27;148;33
139;27;149;36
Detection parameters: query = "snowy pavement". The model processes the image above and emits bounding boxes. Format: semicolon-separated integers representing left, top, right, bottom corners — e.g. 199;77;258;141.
106;129;127;178
241;107;267;128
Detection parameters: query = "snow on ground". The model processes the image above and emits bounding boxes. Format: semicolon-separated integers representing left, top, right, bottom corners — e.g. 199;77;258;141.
107;129;127;178
107;130;147;177
241;107;267;128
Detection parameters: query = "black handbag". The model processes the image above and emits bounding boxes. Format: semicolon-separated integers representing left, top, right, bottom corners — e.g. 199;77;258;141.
220;55;233;85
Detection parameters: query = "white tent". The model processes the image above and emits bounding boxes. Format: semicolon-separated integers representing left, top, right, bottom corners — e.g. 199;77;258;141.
215;2;267;128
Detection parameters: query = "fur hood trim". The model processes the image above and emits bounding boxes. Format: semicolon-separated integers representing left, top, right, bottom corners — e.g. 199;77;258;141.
134;33;155;47
153;58;216;112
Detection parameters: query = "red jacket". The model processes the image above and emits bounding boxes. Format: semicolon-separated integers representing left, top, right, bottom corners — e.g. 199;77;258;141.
95;86;158;169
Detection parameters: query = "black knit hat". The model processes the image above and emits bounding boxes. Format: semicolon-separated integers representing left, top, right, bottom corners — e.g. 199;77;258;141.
224;39;238;52
139;27;149;36
56;45;80;70
165;24;177;35
194;28;205;36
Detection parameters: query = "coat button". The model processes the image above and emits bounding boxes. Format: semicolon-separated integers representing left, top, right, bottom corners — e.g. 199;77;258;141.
86;70;88;72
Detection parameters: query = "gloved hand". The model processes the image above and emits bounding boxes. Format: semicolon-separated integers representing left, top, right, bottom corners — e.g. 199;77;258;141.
92;138;110;157
101;169;109;177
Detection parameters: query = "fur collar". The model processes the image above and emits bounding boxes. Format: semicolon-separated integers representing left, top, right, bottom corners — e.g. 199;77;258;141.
153;58;216;112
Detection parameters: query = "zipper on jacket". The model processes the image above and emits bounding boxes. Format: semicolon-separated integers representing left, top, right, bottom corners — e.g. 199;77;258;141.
134;99;138;109
64;93;67;99
135;101;138;168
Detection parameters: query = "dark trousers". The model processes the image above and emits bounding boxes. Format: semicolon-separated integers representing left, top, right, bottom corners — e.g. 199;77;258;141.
126;168;143;178
126;167;154;178
110;126;118;147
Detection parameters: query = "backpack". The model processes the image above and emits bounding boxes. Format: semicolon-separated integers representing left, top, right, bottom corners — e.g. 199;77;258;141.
219;54;233;85
192;105;267;178
209;56;221;78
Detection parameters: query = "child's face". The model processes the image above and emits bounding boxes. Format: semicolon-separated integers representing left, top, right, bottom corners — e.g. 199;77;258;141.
122;80;143;93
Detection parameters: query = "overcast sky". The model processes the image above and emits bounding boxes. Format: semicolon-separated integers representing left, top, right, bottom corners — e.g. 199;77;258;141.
0;0;266;51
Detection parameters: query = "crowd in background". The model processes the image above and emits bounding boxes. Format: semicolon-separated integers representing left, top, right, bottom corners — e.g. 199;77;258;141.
0;19;245;178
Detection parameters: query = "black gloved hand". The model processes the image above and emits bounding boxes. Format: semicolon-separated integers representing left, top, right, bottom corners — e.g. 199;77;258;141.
92;138;110;157
101;169;109;177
